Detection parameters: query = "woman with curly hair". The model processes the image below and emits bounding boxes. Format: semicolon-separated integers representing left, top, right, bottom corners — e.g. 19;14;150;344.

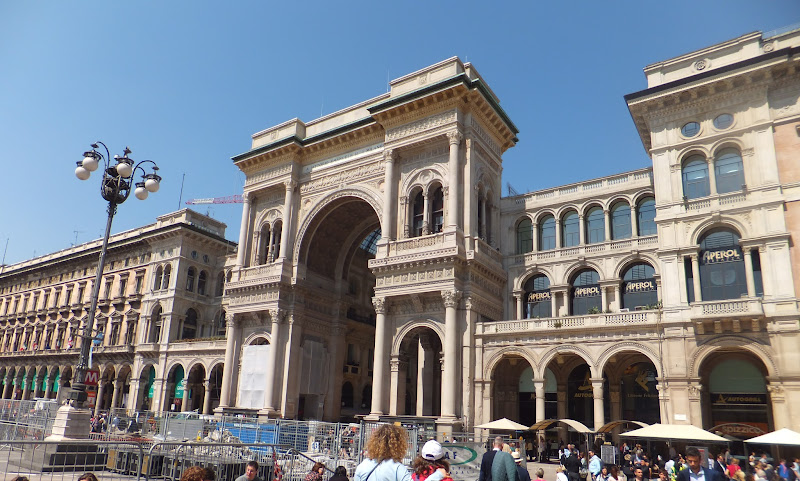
306;462;326;481
354;425;445;481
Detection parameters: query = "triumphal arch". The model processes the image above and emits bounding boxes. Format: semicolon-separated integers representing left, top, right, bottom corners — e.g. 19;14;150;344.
219;57;517;431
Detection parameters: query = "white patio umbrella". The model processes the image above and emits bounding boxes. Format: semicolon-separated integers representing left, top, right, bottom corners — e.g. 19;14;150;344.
475;417;530;431
620;423;728;442
745;428;800;446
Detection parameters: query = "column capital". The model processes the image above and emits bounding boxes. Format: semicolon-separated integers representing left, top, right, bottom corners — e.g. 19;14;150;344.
225;313;236;329
446;130;463;145
242;192;251;203
441;290;462;308
372;297;388;314
284;180;297;191
384;149;396;162
269;308;287;323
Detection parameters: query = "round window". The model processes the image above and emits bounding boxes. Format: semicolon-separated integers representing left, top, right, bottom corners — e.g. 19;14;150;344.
713;113;734;130
681;122;700;138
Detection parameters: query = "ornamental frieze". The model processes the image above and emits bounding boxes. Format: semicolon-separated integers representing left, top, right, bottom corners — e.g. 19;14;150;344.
375;266;455;287
386;111;457;141
299;161;384;194
469;118;501;156
227;291;280;306
245;164;292;187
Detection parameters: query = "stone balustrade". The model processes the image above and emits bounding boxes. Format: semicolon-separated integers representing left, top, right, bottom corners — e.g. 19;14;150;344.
507;235;658;266
481;310;659;335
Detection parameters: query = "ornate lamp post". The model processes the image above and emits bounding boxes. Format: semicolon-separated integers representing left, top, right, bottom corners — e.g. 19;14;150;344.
69;142;161;408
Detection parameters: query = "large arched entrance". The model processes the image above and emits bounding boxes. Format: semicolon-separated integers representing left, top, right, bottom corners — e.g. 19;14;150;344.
601;351;660;425
294;195;381;421
700;351;772;439
492;355;535;426
396;326;442;417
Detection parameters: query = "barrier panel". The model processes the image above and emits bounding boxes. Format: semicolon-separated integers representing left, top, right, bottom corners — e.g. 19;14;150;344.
146;442;295;481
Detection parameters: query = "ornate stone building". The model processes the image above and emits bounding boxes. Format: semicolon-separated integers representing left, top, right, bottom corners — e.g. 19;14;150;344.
0;210;234;415
221;26;800;438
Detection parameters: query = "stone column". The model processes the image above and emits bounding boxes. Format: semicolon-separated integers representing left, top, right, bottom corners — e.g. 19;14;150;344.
743;249;756;297
202;380;212;414
600;286;607;312
3;376;13;399
422;194;430;235
279;180;297;260
389;356;401;415
369;297;389;418
687;382;703;425
531;222;539;252
129;378;141;411
591;378;604;430
479;195;487;239
44;375;53;400
446;131;463;229
758;246;774;296
263;309;284;414
251;231;261;265
534;379;546;423
441;290;461;419
613;284;621;311
691;254;702;302
94;381;106;415
417;338;435;415
604;210;611;241
578;215;586;245
514;291;524;319
236;193;251;268
267;230;276;262
110;378;123;410
400;197;410;238
630;205;638;238
767;383;789;429
382;150;397;240
182;379;191;411
707;159;718;195
555;220;562;249
218;314;238;408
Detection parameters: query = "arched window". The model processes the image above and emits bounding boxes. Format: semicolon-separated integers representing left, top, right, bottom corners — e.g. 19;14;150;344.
523;274;551;319
153;266;163;291
570;269;601;315
341;382;354;408
699;228;747;301
516;217;533;254
611;202;632;240
539;215;556;251
621;263;657;310
585;207;605;244
186;267;196;292
162;264;171;290
411;190;424;237
182;309;198;340
682;155;710;199
714;148;745;194
430;185;444;234
216;272;225;297
259;225;271;265
197;271;207;296
637;197;657;236
149;305;162;343
562;211;580;247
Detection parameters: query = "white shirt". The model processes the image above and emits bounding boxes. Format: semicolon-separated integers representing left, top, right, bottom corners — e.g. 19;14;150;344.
689;469;706;481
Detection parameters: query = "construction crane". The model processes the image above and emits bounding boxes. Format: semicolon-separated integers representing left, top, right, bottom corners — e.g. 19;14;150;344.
185;195;243;205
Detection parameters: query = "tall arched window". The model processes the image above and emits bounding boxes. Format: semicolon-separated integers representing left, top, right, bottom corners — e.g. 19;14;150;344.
699;228;747;301
272;221;282;259
259;225;271;265
621;263;657;310
637;197;657;236
216;272;225;297
562;211;580;247
516;217;533;254
611;202;632;240
430;185;444;234
197;271;207;296
523;274;551;319
539;215;556;251
149;305;162;343
153;266;163;291
682;155;710;199
186;267;196;292
411;190;424;237
162;264;171;290
585;207;605;244
570;269;601;315
715;148;745;194
182;309;198;340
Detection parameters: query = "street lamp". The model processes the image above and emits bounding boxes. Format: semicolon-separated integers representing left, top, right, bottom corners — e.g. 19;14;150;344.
70;141;161;408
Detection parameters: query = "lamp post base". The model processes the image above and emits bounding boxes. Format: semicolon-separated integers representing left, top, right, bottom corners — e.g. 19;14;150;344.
45;403;92;441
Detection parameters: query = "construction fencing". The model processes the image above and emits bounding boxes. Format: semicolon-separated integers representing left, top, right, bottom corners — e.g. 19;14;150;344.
0;399;59;442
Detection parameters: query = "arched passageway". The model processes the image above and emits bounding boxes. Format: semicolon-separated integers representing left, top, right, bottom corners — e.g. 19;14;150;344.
395;326;442;417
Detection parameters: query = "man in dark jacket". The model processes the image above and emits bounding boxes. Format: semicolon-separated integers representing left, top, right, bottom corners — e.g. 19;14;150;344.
563;447;582;481
479;437;503;481
677;448;724;481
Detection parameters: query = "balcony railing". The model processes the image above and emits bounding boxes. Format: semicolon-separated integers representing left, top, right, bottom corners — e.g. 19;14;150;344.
228;263;284;288
508;235;658;266
481;310;659;335
685;191;747;212
691;298;763;319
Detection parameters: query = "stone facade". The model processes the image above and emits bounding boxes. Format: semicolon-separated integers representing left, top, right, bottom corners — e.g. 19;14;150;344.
0;210;234;415
222;27;800;438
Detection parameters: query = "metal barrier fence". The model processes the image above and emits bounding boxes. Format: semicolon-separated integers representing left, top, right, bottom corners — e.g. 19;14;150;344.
0;399;58;441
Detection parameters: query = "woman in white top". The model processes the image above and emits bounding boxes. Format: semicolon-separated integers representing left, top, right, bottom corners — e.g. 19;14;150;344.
556;466;569;481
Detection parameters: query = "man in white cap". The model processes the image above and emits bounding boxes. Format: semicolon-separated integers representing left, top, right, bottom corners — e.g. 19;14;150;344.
513;451;531;481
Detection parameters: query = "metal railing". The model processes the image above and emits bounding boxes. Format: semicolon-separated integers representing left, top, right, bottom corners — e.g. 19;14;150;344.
0;398;59;441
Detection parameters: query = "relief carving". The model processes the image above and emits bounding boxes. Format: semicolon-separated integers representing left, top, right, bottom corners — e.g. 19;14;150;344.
386;111;458;141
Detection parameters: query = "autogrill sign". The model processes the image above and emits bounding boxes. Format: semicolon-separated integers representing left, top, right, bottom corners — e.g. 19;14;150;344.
527;291;551;302
625;279;656;293
701;247;742;265
573;286;600;298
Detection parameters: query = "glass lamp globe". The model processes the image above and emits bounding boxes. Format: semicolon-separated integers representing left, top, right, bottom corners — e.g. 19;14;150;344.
145;177;160;192
82;155;99;172
75;165;90;180
116;161;133;178
134;186;149;200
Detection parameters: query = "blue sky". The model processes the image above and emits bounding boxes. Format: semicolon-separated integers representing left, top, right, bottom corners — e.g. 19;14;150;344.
1;1;798;265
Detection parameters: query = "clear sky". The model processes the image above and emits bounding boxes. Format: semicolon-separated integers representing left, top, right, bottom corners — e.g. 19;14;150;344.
1;1;798;265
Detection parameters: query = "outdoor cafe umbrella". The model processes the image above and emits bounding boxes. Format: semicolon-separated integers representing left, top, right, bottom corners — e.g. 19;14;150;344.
745;428;800;446
475;417;530;431
620;423;728;443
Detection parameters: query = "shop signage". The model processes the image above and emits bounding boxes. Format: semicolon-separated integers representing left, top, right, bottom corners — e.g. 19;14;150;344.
711;393;767;405
527;291;551;302
701;247;742;265
573;285;600;298
625;279;656;293
85;369;100;387
712;422;767;439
